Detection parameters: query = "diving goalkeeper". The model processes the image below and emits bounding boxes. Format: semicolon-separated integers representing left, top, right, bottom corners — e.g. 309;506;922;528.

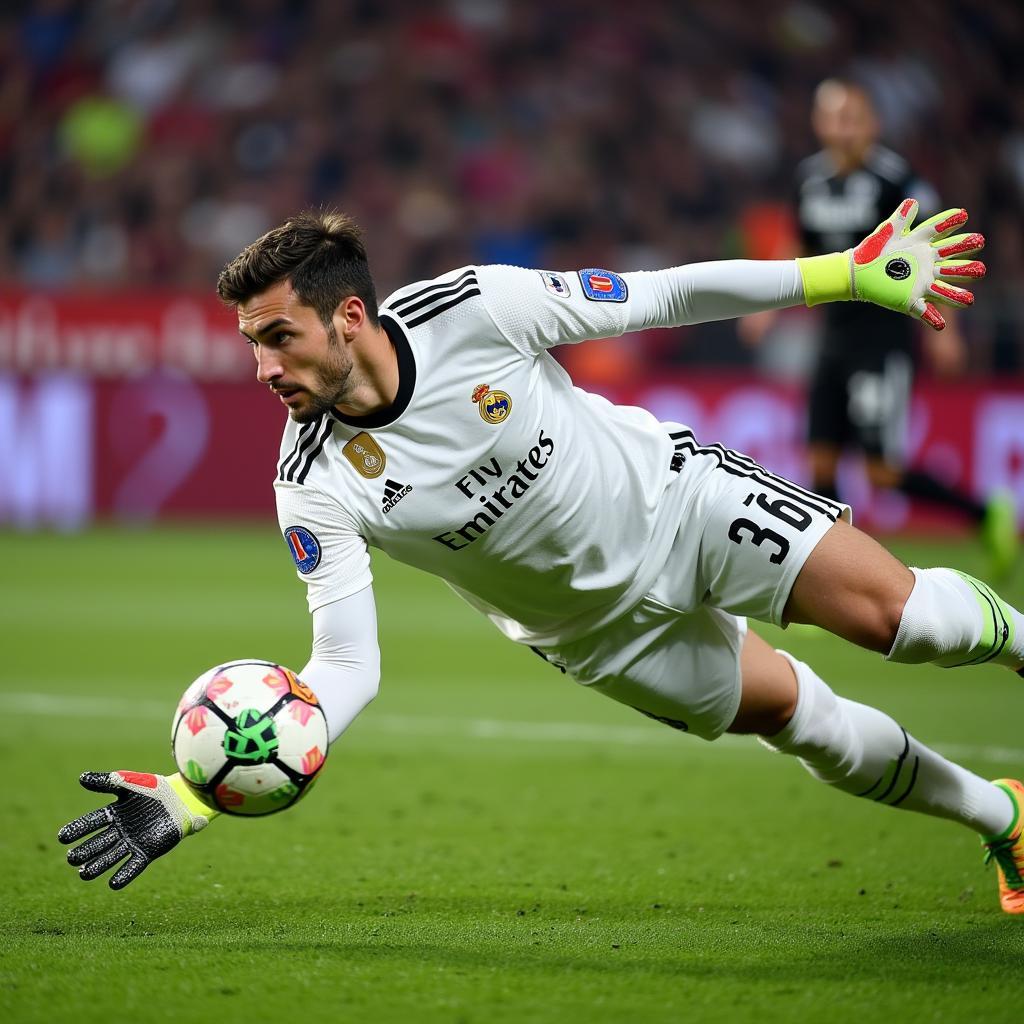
58;201;1024;914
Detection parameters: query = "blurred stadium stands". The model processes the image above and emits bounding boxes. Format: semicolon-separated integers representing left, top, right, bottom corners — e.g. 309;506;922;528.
5;0;1024;363
1;0;1022;528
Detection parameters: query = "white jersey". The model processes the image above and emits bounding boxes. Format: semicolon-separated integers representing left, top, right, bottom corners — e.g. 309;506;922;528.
275;261;804;646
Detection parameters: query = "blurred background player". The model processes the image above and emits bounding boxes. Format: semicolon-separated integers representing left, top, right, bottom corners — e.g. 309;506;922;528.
795;79;1018;577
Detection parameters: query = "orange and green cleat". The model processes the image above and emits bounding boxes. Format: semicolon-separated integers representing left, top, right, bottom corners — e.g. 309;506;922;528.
983;779;1024;914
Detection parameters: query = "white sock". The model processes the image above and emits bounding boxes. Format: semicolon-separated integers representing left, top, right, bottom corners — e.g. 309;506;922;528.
760;652;1014;837
887;567;1024;670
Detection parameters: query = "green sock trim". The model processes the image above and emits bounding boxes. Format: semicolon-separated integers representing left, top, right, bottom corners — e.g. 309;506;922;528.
944;571;1016;668
982;782;1020;844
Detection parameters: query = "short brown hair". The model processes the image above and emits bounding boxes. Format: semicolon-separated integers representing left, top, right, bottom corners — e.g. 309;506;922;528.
216;210;378;326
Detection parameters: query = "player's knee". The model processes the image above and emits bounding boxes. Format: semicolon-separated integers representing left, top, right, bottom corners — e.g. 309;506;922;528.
730;642;799;736
855;591;908;654
843;593;909;655
760;688;799;737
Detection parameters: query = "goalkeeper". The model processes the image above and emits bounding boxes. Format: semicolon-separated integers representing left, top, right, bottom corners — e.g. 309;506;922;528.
59;201;1024;915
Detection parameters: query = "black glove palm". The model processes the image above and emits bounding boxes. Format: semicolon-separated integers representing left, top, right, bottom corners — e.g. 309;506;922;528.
58;770;211;890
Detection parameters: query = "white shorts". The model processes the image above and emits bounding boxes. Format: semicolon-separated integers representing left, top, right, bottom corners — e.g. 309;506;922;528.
537;434;851;740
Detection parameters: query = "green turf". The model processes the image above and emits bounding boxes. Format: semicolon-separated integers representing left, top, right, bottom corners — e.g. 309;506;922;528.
0;525;1022;1023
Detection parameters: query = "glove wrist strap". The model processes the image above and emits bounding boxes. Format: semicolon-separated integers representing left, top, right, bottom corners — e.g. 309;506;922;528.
168;772;220;823
796;252;853;306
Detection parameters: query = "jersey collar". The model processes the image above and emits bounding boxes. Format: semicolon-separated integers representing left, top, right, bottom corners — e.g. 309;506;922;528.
330;313;416;429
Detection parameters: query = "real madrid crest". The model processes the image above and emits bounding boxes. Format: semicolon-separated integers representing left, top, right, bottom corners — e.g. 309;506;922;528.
472;384;512;424
342;431;386;478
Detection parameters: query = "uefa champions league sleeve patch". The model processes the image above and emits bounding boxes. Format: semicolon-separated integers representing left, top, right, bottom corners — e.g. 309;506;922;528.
283;526;322;574
578;269;628;302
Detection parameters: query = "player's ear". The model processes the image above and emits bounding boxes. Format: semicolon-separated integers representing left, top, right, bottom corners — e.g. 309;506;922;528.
336;294;366;341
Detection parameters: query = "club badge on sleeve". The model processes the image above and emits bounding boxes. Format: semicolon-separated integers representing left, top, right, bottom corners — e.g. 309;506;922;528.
283;525;322;574
578;268;627;302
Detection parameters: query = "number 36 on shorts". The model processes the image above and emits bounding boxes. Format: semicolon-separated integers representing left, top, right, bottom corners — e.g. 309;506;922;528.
727;492;816;565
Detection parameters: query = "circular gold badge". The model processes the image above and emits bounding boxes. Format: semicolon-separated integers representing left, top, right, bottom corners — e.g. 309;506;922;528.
479;389;512;424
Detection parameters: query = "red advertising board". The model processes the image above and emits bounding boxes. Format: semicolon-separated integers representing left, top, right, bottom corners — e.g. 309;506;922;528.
0;374;280;526
0;291;1022;530
3;371;1022;531
0;289;248;379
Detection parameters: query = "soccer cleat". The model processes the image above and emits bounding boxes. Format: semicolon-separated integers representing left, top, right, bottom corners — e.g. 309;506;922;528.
980;492;1019;582
982;778;1024;914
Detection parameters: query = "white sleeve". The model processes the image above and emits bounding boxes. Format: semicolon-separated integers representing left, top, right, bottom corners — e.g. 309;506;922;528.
477;261;805;355
623;260;806;331
275;480;372;613
299;585;381;744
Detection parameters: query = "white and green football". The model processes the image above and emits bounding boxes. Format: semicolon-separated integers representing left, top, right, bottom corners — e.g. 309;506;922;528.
171;659;328;816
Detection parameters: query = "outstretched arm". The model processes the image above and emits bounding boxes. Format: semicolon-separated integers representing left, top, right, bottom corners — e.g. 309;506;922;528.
629;201;983;333
624;259;805;329
794;199;984;331
58;588;380;889
299;585;381;744
479;201;984;354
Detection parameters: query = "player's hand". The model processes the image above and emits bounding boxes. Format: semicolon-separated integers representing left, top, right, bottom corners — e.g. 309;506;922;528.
797;200;986;331
849;199;985;331
58;770;214;890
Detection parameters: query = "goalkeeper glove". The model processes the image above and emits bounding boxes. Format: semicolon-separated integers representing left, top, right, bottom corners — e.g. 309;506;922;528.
58;770;216;890
796;199;986;330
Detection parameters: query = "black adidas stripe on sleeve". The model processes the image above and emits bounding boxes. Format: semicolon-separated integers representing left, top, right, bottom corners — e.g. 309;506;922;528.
278;420;319;482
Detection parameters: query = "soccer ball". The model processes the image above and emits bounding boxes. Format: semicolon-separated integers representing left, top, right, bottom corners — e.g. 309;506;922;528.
171;659;329;816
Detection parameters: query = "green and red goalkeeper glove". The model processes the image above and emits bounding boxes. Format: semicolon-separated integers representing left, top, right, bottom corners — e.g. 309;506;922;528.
796;199;986;330
58;770;216;889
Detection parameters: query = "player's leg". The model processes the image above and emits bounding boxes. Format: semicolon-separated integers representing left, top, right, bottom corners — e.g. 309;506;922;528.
807;443;842;504
657;439;1024;908
853;349;1018;578
865;455;983;521
674;429;1023;672
806;347;846;502
785;516;1024;672
863;455;1019;581
731;628;1024;912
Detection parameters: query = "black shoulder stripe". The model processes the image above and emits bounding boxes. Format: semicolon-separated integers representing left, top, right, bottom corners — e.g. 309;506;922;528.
404;286;481;329
294;418;334;485
392;274;479;320
390;269;477;314
278;421;319;482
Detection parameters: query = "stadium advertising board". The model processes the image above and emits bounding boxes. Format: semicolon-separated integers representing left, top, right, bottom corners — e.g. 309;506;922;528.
0;292;1021;529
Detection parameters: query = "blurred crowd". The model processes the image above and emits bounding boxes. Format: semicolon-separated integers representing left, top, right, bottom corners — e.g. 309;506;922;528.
4;0;1024;372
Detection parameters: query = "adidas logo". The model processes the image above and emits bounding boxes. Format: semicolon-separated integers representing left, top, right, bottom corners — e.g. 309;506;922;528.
381;478;412;515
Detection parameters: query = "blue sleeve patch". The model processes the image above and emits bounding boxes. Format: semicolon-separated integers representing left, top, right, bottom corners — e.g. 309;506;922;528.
283;525;322;574
578;268;628;302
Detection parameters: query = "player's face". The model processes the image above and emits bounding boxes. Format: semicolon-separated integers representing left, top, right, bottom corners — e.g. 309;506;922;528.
239;280;353;423
812;84;878;165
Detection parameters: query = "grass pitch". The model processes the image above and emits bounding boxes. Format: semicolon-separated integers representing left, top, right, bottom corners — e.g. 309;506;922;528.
1;524;1022;1023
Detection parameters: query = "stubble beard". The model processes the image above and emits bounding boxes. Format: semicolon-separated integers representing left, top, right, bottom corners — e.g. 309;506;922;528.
290;323;353;423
